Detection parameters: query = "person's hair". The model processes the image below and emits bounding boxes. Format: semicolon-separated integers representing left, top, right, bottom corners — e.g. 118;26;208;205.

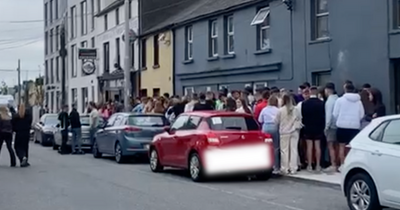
226;97;237;111
270;88;280;95
163;93;170;98
262;90;270;100
310;86;319;95
362;83;371;89
281;94;295;114
244;86;253;95
370;88;383;106
303;82;311;88
268;95;279;107
89;101;97;109
153;101;165;114
0;106;10;120
18;104;26;118
218;92;227;99
192;93;199;101
344;83;355;93
199;93;206;100
360;90;374;115
299;85;306;90
231;90;240;95
345;80;353;85
255;87;264;94
238;99;251;114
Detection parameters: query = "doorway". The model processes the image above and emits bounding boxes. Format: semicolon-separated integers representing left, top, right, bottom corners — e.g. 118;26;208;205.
391;59;400;114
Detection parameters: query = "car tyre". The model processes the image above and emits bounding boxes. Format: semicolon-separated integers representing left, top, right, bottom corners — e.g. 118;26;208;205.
115;142;126;164
149;149;163;172
189;153;205;182
40;135;48;146
92;139;102;158
52;140;59;150
346;173;381;210
255;170;273;181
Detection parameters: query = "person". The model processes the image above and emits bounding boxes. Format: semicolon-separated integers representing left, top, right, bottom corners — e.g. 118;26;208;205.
12;104;32;167
254;90;269;120
69;104;84;154
301;86;325;172
275;94;302;175
153;100;165;114
360;89;375;129
362;83;371;92
215;92;227;110
193;93;214;111
258;95;280;174
58;105;70;154
88;102;99;151
369;88;386;118
324;83;339;172
184;93;198;112
225;97;237;111
0;106;16;167
205;91;216;109
132;97;147;113
333;83;364;171
235;98;252;114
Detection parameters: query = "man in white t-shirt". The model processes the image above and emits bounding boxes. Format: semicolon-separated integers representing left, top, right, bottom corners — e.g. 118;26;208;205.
88;102;99;150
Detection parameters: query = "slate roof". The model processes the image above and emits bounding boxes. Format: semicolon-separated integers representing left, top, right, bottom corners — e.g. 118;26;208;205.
142;0;261;36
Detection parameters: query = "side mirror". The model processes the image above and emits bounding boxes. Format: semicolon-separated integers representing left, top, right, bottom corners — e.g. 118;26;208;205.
56;124;60;128
39;122;44;125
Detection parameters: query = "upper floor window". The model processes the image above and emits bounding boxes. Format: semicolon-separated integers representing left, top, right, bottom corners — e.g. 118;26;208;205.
44;3;48;27
312;0;329;40
153;34;159;67
116;8;120;25
71;6;77;38
185;26;193;60
71;44;77;77
49;0;53;24
81;0;88;35
103;42;110;73
91;0;95;30
393;0;400;29
251;7;270;50
141;39;147;69
55;26;59;50
209;20;218;57
55;0;58;20
129;0;132;18
50;29;54;53
224;15;234;54
45;31;49;55
45;60;48;84
104;14;108;31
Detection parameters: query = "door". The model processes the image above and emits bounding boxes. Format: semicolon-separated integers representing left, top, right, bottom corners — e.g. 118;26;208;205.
370;119;400;206
391;59;400;114
174;115;202;167
97;114;117;153
161;115;189;165
107;115;125;154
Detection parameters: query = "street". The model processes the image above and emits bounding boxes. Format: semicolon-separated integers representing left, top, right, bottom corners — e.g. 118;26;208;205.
0;143;348;210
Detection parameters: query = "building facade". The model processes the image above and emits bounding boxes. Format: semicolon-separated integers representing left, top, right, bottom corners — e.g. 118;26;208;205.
43;0;68;113
172;0;400;113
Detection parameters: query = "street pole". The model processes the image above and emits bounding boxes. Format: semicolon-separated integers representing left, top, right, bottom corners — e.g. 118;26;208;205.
60;25;67;107
17;59;21;105
123;0;131;111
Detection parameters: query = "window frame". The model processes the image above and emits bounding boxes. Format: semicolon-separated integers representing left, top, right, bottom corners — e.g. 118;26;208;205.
104;14;108;31
225;15;234;54
116;37;121;65
141;38;147;69
185;26;193;60
103;42;110;73
252;7;271;50
184;87;194;96
115;8;120;25
70;6;77;39
71;44;77;77
50;29;54;53
209;19;218;57
313;0;329;40
81;0;88;35
251;7;270;25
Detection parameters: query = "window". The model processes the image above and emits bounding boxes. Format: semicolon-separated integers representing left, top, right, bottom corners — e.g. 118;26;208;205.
55;26;59;50
130;41;135;67
81;41;87;48
312;71;331;86
106;114;118;127
56;56;60;82
116;38;120;65
129;0;132;18
209;20;218;57
50;92;54;112
369;122;388;141
115;8;120;25
140;89;147;97
81;0;88;35
50;29;54;53
141;39;146;69
103;42;110;73
50;59;54;84
153;34;159;66
184;87;194;96
49;0;53;24
56;91;60;111
81;87;88;113
91;86;95;101
253;82;268;93
251;7;270;50
97;0;101;13
44;3;48;27
207;116;259;131
104;14;108;31
382;120;400;144
153;88;160;97
71;44;77;77
91;37;95;47
128;116;167;127
71;88;77;106
55;0;58;20
185;26;193;60
45;32;48;55
45;60;48;84
71;6;77;38
312;0;329;40
91;0;95;30
186;116;202;130
224;15;234;54
171;115;189;130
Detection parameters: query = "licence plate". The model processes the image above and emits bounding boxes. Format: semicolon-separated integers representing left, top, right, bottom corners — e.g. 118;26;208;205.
144;144;150;149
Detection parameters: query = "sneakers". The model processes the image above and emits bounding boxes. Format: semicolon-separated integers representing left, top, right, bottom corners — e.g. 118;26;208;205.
323;166;337;173
21;157;30;167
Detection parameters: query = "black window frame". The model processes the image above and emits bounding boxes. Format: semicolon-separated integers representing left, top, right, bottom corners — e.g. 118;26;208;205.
153;34;159;67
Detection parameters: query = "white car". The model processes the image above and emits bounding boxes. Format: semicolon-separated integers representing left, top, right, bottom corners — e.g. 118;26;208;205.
341;114;400;210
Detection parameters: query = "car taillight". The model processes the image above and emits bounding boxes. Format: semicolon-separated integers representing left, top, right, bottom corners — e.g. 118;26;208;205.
124;126;142;132
206;132;220;145
264;133;273;143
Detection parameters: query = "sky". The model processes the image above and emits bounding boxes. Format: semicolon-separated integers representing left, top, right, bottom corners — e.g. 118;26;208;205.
0;0;44;87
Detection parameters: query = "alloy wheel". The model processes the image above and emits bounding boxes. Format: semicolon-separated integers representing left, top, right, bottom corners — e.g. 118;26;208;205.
150;150;158;170
190;155;200;180
350;180;371;210
115;144;122;162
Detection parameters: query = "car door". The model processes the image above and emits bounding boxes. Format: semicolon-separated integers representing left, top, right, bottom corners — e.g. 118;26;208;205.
97;114;117;153
36;116;46;142
174;115;202;167
161;115;189;166
369;119;400;207
106;115;125;154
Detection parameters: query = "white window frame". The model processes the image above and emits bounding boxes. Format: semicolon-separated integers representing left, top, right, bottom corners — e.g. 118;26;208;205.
206;87;211;91
315;0;329;40
226;16;234;54
81;0;88;35
186;26;193;60
219;84;229;90
253;82;268;93
259;14;270;50
184;87;194;96
210;20;218;57
251;7;270;25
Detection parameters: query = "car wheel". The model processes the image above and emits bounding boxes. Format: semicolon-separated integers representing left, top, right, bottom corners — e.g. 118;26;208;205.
255;170;273;181
52;140;59;150
189;153;205;182
346;173;381;210
92;139;102;158
115;142;126;164
149;149;163;172
41;135;48;146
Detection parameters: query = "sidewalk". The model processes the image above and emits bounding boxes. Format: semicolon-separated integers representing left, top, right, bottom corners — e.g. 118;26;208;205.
285;170;341;186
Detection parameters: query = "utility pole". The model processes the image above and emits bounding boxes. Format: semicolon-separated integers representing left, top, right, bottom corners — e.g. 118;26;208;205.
17;59;21;105
60;25;67;107
123;0;131;111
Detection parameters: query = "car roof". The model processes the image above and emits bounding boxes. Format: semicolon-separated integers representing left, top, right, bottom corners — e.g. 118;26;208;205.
115;112;165;117
182;111;252;118
371;114;400;123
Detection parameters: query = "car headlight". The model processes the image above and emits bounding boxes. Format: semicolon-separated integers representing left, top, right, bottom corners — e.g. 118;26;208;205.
68;132;72;137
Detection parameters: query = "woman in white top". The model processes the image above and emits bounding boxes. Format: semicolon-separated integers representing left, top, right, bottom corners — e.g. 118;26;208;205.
235;99;252;114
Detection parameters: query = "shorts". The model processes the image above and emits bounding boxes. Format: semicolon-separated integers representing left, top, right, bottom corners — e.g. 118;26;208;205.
336;128;359;144
303;130;324;141
325;129;337;142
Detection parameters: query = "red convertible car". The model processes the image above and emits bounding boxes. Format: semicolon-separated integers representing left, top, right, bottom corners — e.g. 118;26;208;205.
149;111;274;182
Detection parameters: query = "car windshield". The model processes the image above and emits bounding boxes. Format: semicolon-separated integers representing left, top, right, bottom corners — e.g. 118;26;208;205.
44;116;59;125
128;116;166;127
80;116;103;126
207;116;259;131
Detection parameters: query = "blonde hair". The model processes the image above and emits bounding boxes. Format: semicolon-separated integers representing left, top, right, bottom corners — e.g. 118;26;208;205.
0;106;10;120
18;104;25;118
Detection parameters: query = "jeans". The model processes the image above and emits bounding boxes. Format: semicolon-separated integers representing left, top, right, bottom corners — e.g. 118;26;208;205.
14;130;30;163
89;127;98;149
71;128;82;152
262;123;280;170
0;132;16;166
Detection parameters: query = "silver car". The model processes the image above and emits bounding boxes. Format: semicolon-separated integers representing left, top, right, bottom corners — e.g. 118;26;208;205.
33;114;59;146
53;115;104;150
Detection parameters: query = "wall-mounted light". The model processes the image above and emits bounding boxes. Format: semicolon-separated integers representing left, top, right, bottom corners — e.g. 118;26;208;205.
282;0;293;11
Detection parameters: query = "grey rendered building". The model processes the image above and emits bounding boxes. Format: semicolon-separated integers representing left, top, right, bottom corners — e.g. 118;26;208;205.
169;0;400;114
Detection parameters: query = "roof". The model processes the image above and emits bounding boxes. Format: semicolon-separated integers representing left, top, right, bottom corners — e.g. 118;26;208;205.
142;0;262;37
95;0;124;17
182;111;253;118
117;112;166;117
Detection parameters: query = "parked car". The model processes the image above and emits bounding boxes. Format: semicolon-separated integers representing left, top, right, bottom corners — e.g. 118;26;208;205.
33;114;59;146
92;113;169;163
53;115;104;150
149;111;274;182
341;115;400;210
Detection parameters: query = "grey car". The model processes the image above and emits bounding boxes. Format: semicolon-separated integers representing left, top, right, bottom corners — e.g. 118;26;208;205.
33;114;59;146
92;113;169;163
53;115;104;150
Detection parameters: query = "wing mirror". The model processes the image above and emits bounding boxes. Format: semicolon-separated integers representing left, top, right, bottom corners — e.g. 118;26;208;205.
55;124;60;128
